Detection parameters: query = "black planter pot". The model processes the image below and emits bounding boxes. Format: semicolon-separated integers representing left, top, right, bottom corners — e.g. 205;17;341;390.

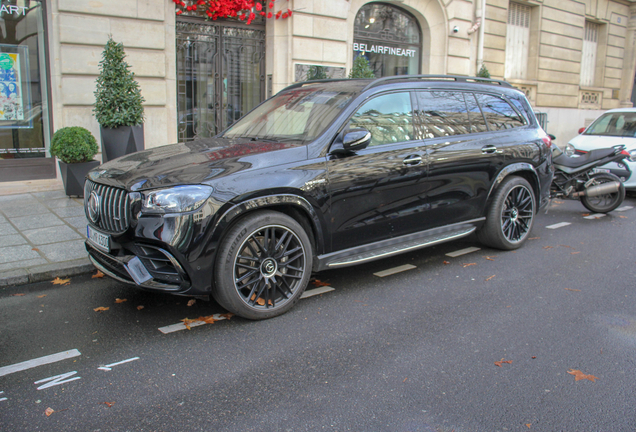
100;124;144;163
58;160;100;197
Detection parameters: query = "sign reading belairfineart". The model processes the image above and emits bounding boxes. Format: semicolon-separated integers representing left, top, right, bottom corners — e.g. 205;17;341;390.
353;42;417;58
0;3;28;16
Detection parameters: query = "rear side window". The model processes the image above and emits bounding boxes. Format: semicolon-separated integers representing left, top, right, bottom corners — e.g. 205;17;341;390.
415;91;473;137
348;92;414;146
474;93;526;130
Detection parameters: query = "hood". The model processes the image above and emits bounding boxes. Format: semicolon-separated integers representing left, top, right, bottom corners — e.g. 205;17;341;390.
568;134;636;151
87;137;301;190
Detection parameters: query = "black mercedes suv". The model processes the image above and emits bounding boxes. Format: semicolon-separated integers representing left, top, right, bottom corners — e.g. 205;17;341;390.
84;75;553;319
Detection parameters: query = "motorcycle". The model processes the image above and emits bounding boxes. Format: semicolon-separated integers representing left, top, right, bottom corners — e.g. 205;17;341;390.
549;135;634;213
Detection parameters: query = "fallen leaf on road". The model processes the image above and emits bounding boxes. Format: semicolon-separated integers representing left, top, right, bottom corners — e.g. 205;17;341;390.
443;260;450;265
485;275;495;281
44;407;55;416
52;277;70;285
219;313;234;320
10;293;25;296
543;246;553;250
462;263;476;268
494;358;513;367
93;307;109;312
619;215;627;219
526;424;532;429
37;295;46;298
198;315;219;324
565;288;581;292
559;245;573;249
181;317;197;330
187;299;196;307
32;248;39;252
567;369;598;382
115;298;127;304
532;356;537;359
582;213;590;217
554;200;564;204
311;279;331;287
103;402;115;408
571;251;581;255
137;305;145;310
92;271;105;279
484;256;497;261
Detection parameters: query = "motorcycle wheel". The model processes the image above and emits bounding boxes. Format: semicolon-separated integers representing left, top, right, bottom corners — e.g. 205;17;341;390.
580;172;625;213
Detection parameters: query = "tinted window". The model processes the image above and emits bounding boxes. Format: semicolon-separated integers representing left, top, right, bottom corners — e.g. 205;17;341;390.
348;92;414;146
415;91;473;137
585;112;636;137
475;94;526;130
464;93;489;133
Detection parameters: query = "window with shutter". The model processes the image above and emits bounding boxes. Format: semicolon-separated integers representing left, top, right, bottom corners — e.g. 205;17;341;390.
505;2;531;80
580;22;599;87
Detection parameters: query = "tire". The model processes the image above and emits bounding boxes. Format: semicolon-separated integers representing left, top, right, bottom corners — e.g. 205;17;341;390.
580;172;625;214
478;176;536;250
213;211;313;320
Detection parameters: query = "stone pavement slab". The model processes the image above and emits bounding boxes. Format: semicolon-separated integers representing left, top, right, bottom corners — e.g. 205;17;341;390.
0;190;95;288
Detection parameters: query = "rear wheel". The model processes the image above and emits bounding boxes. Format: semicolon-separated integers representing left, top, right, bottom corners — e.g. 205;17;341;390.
580;172;625;213
478;176;535;250
213;211;313;320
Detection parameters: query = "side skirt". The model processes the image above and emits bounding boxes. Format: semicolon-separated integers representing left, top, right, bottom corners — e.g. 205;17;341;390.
315;218;485;271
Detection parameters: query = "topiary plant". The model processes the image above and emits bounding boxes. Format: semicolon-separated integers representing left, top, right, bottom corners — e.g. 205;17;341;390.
49;127;99;164
477;64;491;79
94;36;145;129
349;55;376;79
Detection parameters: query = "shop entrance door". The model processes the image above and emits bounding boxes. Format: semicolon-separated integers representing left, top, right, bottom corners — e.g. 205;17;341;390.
176;18;265;142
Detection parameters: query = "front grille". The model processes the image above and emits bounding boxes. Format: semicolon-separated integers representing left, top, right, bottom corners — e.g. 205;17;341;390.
85;180;130;234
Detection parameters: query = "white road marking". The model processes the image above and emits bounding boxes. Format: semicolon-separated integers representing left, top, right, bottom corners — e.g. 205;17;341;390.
97;357;140;371
0;391;6;402
34;371;80;390
616;206;633;212
446;247;481;258
373;264;417;278
583;213;606;220
301;286;335;298
546;222;571;229
159;313;230;334
0;349;81;378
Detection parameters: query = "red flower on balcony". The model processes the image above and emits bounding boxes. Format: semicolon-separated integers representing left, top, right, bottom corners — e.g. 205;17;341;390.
171;0;291;24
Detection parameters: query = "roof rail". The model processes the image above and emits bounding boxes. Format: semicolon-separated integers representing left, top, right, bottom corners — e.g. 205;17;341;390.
281;78;354;92
361;75;514;92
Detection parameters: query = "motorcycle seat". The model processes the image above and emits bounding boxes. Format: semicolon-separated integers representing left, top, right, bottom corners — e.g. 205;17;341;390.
552;148;617;169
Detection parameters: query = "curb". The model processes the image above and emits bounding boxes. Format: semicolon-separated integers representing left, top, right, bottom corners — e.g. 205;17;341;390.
0;258;94;288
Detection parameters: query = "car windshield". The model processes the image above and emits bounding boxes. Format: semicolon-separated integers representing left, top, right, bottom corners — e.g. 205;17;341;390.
584;112;636;137
221;84;358;144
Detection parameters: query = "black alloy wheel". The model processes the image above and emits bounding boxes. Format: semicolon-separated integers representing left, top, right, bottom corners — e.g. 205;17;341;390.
478;176;535;250
213;211;313;320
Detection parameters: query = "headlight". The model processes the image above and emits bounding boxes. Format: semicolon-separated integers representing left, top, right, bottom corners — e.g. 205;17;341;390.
565;143;576;157
141;185;213;214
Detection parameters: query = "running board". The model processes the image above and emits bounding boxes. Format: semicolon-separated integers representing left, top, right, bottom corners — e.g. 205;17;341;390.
315;221;482;271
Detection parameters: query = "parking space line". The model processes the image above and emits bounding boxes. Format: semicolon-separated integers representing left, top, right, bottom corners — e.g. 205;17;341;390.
301;286;335;298
546;222;571;229
616;206;633;212
0;349;81;378
446;247;481;257
159;313;230;334
98;357;140;371
373;264;416;278
583;214;606;220
0;391;6;402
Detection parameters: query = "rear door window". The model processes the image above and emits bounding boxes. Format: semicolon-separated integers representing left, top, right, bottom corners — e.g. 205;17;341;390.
414;91;473;138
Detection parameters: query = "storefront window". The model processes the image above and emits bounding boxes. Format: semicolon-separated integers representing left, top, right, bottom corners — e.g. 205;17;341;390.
353;3;421;77
0;0;52;181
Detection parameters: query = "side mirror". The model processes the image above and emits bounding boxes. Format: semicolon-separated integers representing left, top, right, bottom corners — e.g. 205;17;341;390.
343;128;371;151
578;127;586;134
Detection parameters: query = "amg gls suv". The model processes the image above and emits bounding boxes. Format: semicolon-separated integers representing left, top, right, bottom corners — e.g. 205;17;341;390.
84;75;553;319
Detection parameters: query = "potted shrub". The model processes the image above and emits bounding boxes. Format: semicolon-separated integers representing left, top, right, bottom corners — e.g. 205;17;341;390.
49;127;100;197
94;36;145;162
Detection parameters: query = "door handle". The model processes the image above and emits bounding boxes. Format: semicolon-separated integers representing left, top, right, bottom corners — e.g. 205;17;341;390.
482;145;497;154
403;155;422;166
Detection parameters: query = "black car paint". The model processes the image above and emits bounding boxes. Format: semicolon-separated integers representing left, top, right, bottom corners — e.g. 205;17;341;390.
85;79;552;296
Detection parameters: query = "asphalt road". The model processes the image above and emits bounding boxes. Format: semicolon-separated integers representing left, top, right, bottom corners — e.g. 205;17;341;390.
1;197;635;432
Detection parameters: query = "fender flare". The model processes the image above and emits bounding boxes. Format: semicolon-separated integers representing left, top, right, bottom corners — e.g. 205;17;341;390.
488;163;541;204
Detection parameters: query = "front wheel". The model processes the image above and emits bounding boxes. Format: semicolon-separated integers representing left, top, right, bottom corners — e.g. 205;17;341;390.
213;211;313;320
478;176;536;250
580;172;625;213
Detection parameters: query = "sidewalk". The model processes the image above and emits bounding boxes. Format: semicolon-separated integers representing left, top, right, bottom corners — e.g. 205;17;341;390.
0;189;94;288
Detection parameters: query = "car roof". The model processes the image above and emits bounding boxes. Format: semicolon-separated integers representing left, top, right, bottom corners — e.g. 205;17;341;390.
601;107;636;114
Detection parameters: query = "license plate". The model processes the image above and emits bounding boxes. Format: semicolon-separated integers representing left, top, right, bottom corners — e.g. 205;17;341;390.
594;168;611;173
87;225;110;252
124;256;152;285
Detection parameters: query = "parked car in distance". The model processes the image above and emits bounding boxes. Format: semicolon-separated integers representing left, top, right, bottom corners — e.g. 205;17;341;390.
84;75;553;320
567;108;636;190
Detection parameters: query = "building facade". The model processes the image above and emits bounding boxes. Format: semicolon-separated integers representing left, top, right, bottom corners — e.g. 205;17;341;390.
1;0;635;184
